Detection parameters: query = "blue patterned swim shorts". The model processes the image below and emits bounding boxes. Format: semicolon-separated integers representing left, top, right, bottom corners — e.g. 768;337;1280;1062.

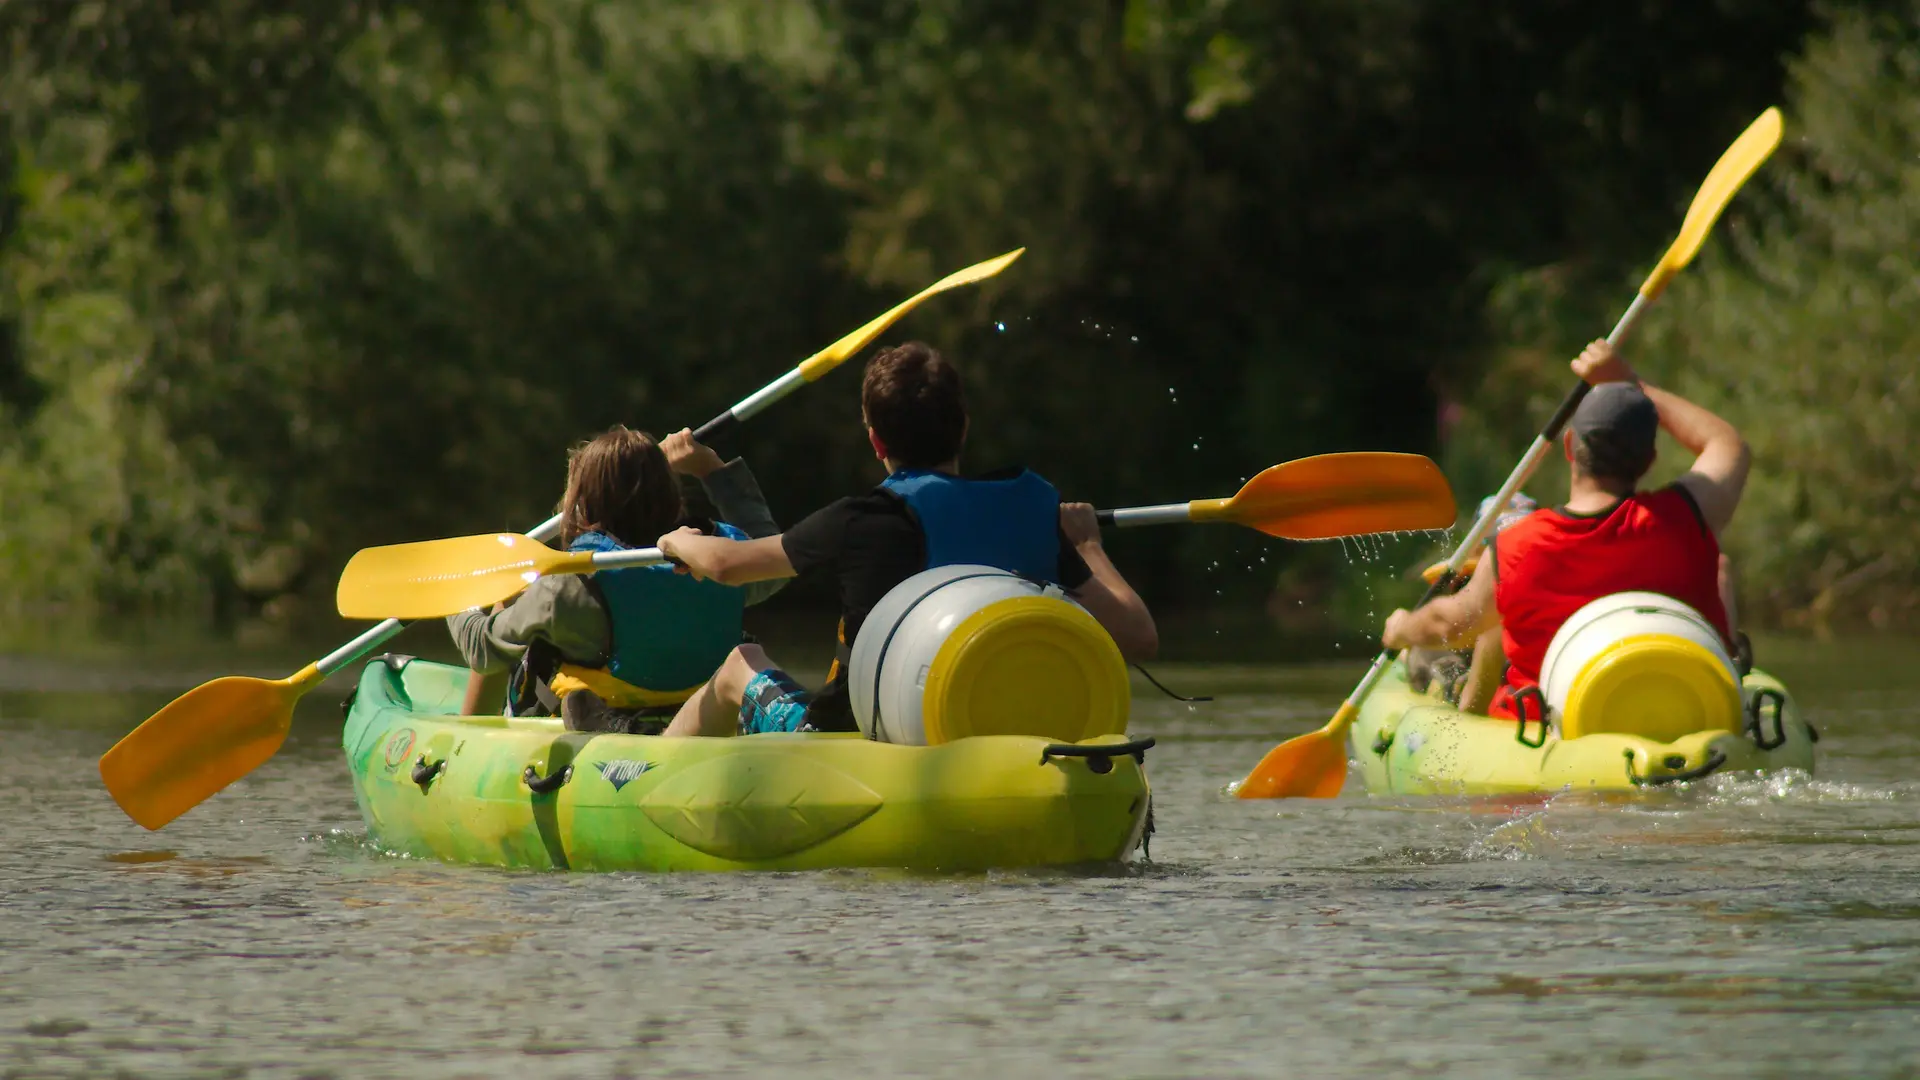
738;668;815;735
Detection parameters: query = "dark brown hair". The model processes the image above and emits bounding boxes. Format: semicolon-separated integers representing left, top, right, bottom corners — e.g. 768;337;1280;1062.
1571;433;1655;487
861;341;967;469
557;426;682;546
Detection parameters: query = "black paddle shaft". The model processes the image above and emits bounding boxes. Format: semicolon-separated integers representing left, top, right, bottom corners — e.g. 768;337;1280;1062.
1539;380;1595;450
691;410;739;443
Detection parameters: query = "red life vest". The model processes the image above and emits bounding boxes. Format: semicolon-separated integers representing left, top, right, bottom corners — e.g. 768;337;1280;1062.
1492;486;1730;696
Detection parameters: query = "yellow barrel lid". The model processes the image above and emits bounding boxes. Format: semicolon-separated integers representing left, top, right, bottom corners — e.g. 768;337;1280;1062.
1561;633;1741;743
921;595;1129;744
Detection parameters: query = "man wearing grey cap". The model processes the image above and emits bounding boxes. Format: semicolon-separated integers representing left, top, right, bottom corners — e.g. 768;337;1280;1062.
1381;339;1749;720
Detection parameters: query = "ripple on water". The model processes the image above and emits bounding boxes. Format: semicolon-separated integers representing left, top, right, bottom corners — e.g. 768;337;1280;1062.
5;647;1920;1079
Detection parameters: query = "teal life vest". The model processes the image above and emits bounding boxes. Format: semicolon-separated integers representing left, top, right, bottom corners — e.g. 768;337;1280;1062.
571;526;748;694
880;469;1062;582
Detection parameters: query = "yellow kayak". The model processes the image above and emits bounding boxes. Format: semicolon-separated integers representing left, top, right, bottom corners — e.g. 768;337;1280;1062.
341;657;1153;872
1348;660;1816;795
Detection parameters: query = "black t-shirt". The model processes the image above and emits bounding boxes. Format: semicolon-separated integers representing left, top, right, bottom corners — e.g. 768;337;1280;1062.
779;486;1094;726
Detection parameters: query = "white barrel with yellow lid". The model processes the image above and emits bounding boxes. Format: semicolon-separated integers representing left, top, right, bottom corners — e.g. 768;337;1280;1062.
1540;591;1741;742
848;565;1130;745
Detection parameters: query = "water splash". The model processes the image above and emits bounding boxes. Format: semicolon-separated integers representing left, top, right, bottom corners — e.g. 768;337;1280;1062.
1695;769;1916;807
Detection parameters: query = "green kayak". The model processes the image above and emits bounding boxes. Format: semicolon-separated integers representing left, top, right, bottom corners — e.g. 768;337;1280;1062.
339;657;1154;872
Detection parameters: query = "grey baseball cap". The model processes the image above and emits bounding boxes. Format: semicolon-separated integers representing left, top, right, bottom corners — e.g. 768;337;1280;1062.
1570;382;1658;474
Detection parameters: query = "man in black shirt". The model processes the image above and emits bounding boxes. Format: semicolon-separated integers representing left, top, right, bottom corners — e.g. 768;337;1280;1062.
656;341;1157;737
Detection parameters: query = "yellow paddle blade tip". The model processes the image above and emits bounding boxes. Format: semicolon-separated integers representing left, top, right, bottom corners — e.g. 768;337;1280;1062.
959;246;1025;281
797;246;1028;381
1652;106;1784;288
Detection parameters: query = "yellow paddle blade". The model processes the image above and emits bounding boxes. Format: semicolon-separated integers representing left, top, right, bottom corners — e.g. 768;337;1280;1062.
1234;703;1357;799
796;248;1026;381
1189;452;1457;540
99;664;324;830
336;532;587;620
1641;106;1782;298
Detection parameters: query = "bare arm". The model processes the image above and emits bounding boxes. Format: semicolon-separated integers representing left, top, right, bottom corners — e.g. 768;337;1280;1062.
1382;553;1499;651
657;528;795;586
1060;504;1158;662
1642;382;1749;535
1571;340;1750;534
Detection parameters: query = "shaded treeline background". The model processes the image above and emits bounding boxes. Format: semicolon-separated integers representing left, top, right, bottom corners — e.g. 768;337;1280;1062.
2;0;1913;637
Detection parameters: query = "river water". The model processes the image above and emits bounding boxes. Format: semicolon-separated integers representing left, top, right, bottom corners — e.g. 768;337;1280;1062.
2;633;1917;1079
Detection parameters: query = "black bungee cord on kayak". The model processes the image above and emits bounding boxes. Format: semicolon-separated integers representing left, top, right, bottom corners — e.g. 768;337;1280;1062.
1130;664;1213;704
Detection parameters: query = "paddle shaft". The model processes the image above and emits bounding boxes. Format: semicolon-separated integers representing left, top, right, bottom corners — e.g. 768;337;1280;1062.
689;247;1024;444
1332;290;1656;716
317;385;755;671
1095;505;1190;528
690;372;802;443
316;248;1026;674
308;512;561;675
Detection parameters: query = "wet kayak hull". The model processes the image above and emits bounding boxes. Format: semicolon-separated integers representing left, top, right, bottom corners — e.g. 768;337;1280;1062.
340;657;1152;872
1349;661;1814;795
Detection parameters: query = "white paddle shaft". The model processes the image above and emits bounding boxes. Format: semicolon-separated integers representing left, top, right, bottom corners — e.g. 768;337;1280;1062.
588;547;670;570
1105;504;1192;528
730;368;809;423
316;511;568;675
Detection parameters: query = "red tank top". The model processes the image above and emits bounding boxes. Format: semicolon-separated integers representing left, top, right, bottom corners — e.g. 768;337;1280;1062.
1492;486;1729;689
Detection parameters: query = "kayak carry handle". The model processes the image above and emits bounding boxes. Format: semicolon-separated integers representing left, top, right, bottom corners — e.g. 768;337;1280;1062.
1512;686;1550;749
1040;737;1156;775
1624;747;1727;787
411;755;445;791
1745;688;1789;751
523;763;574;794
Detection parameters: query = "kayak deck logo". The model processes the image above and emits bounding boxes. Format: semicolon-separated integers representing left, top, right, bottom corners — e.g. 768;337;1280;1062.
382;728;417;771
594;759;654;791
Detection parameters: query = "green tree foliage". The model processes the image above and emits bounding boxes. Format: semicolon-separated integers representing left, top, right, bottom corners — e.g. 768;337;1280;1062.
1642;4;1920;631
0;0;1889;632
1448;4;1919;632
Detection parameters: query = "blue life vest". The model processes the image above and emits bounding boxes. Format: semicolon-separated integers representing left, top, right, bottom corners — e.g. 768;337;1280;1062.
880;469;1062;583
570;526;747;693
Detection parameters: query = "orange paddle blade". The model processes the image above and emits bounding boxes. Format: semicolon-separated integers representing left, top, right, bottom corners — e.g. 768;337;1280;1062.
1422;554;1481;585
1191;453;1456;540
99;664;323;830
1236;701;1359;799
1235;717;1353;799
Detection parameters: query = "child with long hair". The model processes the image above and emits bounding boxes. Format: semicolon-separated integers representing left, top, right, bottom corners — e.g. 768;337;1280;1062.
447;426;781;731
